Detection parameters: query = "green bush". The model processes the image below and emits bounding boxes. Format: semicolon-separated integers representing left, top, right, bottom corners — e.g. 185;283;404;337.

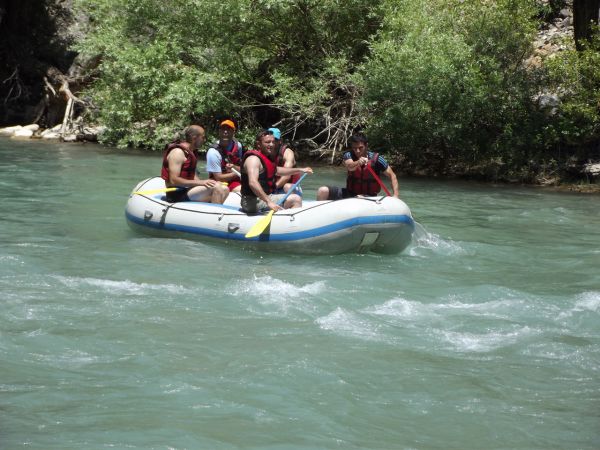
74;0;380;150
74;0;248;148
543;36;600;148
360;0;542;174
74;0;599;182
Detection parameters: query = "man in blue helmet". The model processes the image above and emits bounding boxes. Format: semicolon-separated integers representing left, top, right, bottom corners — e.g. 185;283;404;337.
268;127;302;196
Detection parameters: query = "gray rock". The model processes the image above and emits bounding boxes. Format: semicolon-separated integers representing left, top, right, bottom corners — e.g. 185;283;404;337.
583;163;600;176
537;93;561;115
0;125;23;136
41;130;61;139
12;128;34;138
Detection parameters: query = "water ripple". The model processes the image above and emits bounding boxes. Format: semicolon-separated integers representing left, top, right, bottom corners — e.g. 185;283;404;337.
51;275;193;296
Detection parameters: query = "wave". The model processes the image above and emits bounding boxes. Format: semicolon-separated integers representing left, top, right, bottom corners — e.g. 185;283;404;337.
229;275;326;298
51;275;193;296
436;327;536;352
571;291;600;313
0;255;23;263
315;307;382;340
228;275;327;317
557;291;600;319
313;288;599;356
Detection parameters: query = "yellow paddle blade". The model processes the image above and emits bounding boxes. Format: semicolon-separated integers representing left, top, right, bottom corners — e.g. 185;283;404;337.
245;210;275;238
133;187;178;196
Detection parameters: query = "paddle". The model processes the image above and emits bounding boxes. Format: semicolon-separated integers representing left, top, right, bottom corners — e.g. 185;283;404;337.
133;180;231;196
245;172;308;238
365;163;391;196
133;186;182;196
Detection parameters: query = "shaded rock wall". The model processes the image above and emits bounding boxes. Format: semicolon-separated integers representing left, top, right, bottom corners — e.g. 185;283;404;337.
0;0;77;126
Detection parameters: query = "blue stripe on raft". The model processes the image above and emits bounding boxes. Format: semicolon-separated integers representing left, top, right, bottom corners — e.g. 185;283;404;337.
125;211;414;242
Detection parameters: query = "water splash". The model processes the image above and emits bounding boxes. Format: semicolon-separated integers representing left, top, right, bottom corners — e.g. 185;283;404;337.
228;275;326;316
315;307;381;340
410;221;465;256
229;275;326;299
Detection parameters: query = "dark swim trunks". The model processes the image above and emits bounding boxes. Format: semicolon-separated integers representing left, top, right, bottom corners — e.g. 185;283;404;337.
326;186;356;201
165;187;191;203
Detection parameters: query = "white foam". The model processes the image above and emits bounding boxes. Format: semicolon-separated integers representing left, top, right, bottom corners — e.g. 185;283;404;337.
438;327;535;352
34;349;100;367
573;292;600;312
558;291;600;319
230;275;326;299
229;275;326;316
315;307;381;340
365;298;428;319
12;242;55;248
364;296;520;321
51;275;192;296
0;255;23;263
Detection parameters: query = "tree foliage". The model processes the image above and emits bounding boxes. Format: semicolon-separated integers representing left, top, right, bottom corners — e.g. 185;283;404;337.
74;0;600;182
360;0;546;175
543;34;600;146
74;0;381;150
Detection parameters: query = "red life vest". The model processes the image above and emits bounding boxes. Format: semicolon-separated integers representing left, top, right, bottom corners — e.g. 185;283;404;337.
160;141;198;182
241;150;277;196
276;143;300;185
346;152;381;196
208;139;243;173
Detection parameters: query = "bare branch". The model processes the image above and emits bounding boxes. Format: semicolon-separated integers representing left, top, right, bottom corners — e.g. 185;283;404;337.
43;76;57;96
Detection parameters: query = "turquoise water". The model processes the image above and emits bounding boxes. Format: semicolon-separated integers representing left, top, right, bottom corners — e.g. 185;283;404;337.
1;138;599;449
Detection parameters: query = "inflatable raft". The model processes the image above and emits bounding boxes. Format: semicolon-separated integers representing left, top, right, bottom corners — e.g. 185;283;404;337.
125;177;415;254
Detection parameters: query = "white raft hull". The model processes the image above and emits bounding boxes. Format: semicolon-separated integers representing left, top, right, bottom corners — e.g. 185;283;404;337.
125;177;414;255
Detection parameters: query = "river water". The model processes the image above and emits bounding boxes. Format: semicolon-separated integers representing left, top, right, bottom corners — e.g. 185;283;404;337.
1;138;599;449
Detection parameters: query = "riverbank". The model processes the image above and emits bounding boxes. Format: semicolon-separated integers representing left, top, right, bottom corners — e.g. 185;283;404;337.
0;123;104;143
3;132;598;194
1;1;598;193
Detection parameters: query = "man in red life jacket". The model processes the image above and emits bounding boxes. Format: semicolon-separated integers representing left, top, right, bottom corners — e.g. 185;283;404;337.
316;132;399;200
206;119;244;192
161;125;229;203
240;130;313;214
268;127;302;196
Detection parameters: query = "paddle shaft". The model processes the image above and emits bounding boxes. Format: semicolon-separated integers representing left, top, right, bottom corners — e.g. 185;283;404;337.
244;172;308;238
277;172;307;206
365;164;391;196
223;155;242;178
133;186;182;196
134;180;227;196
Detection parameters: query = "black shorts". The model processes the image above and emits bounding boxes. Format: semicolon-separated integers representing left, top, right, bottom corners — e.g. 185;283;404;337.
165;187;190;203
326;186;356;201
